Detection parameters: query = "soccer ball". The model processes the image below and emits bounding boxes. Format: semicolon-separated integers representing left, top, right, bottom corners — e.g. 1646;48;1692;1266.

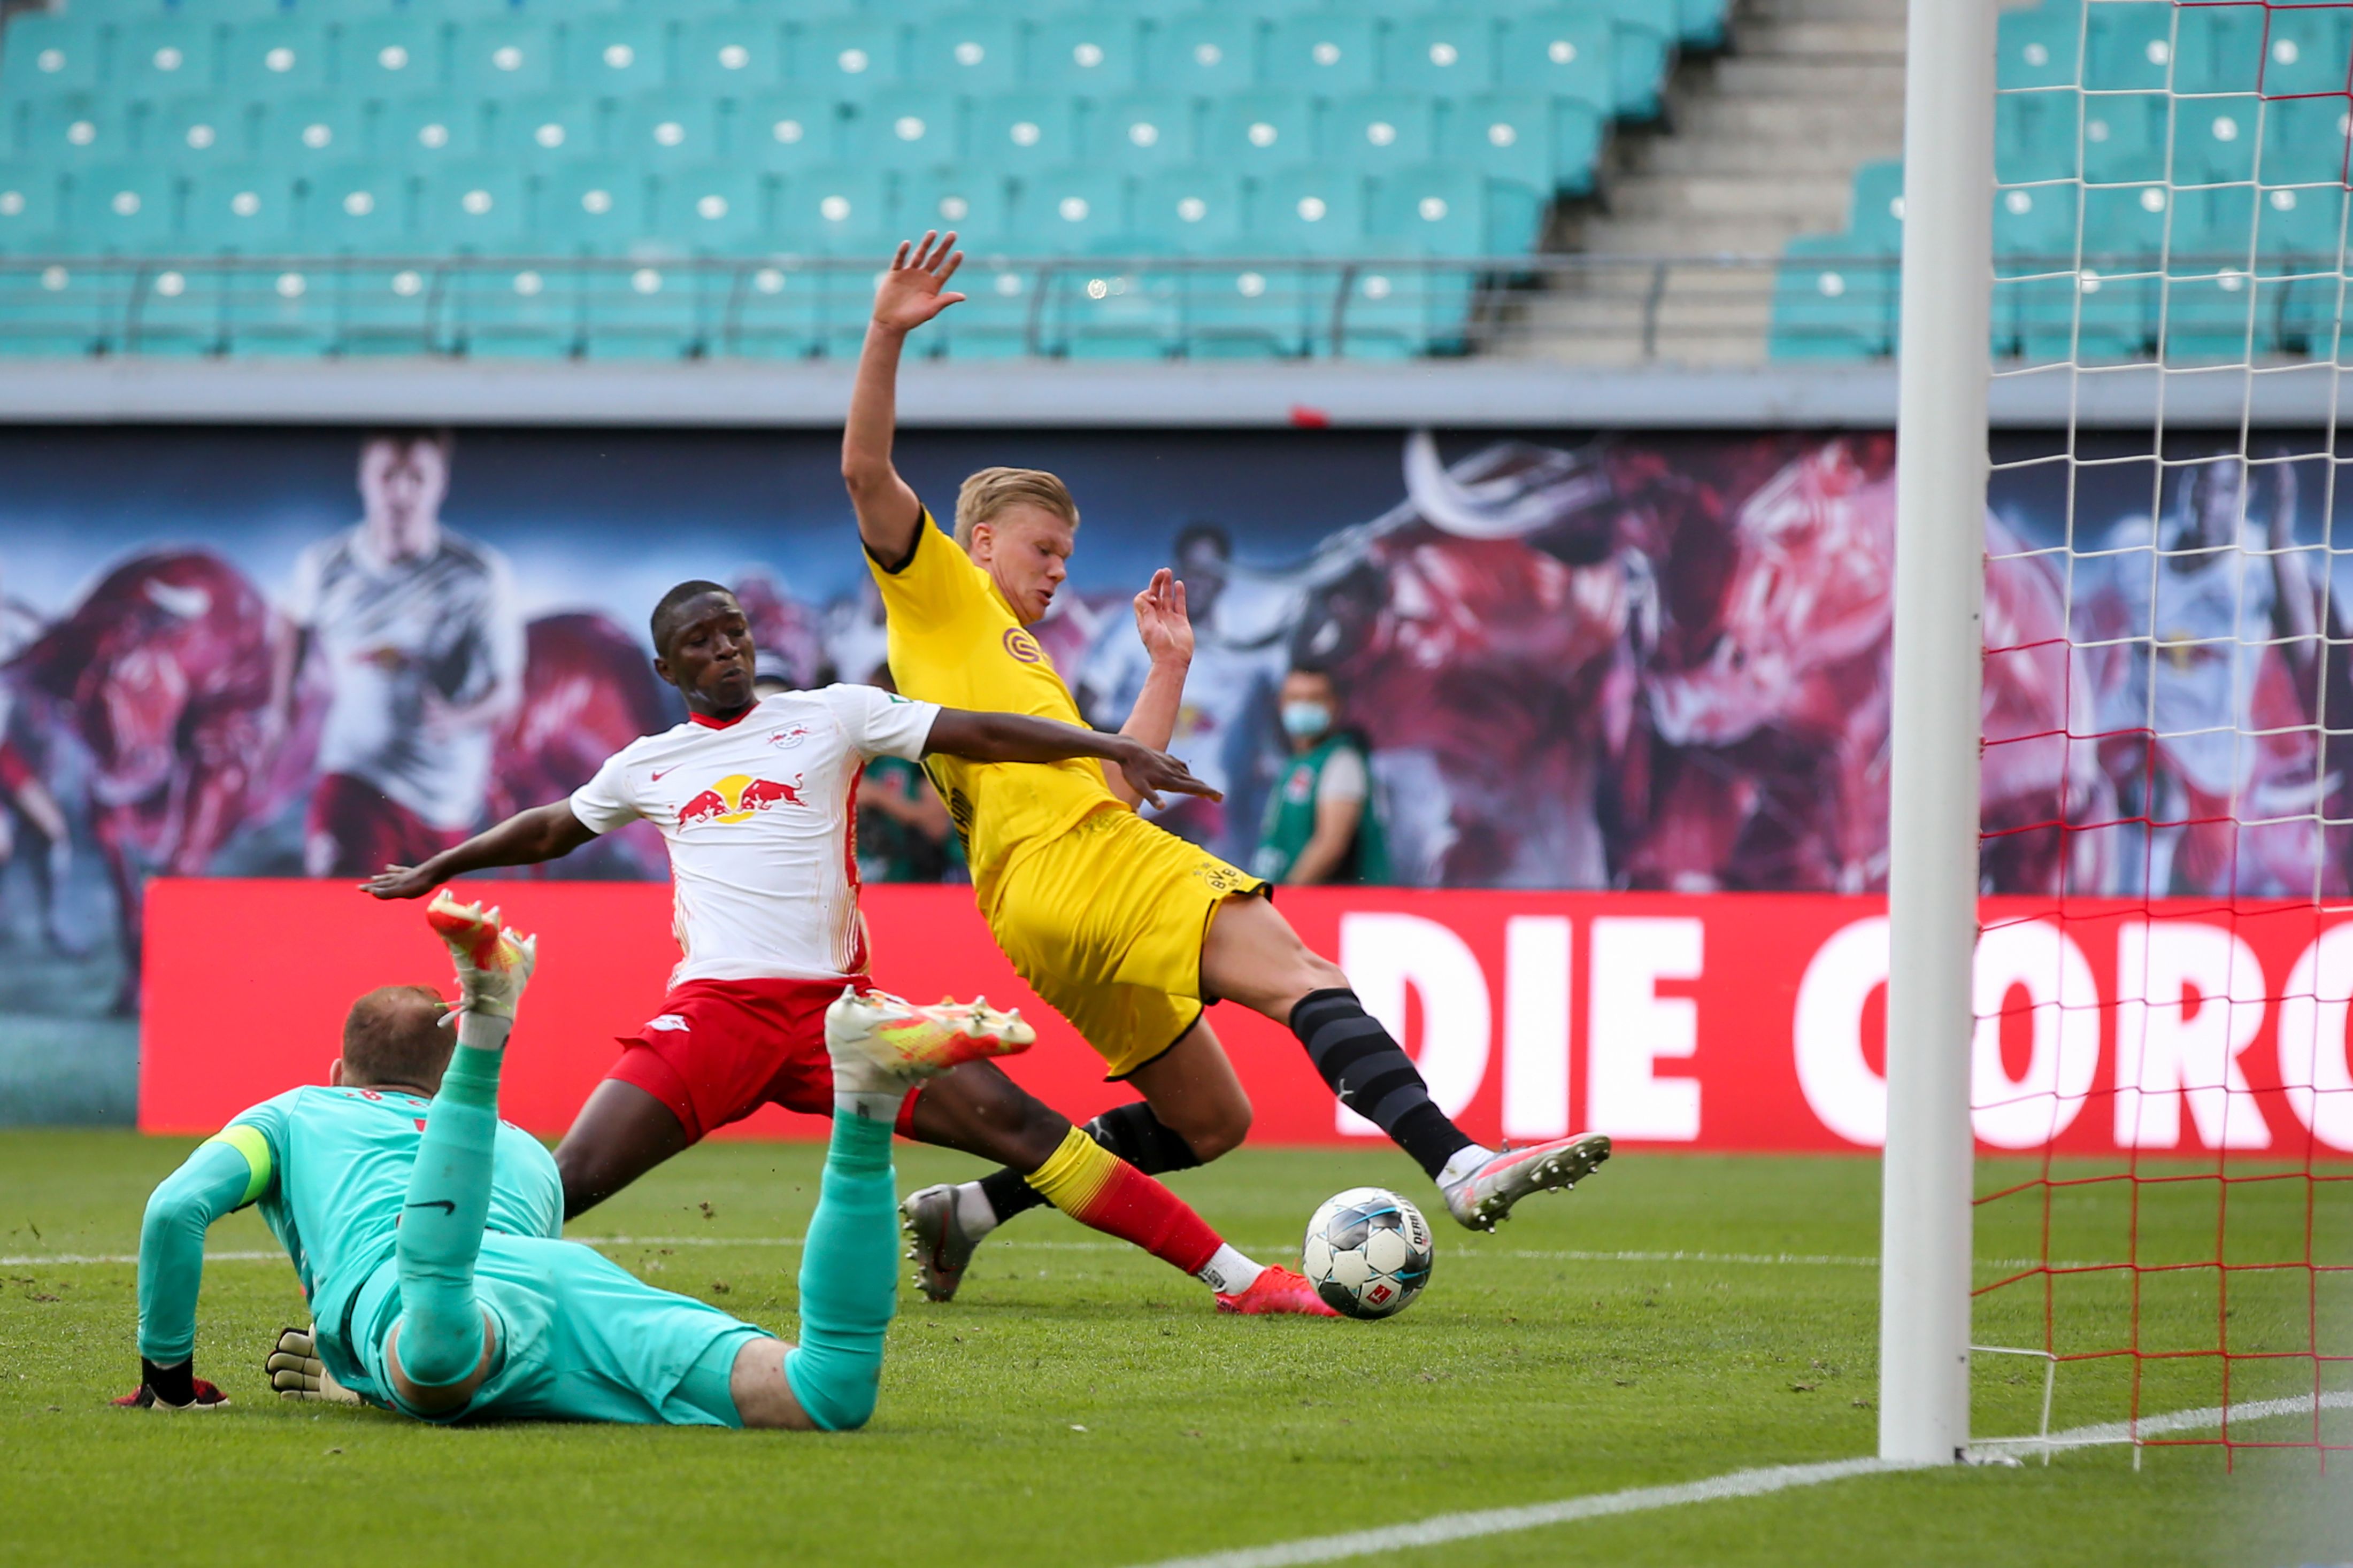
1301;1186;1433;1319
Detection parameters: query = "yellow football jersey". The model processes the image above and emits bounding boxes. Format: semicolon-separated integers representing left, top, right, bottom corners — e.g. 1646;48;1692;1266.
866;509;1120;908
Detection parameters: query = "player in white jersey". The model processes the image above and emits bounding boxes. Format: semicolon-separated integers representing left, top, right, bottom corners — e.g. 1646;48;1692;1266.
275;429;525;878
361;579;1338;1317
2089;455;2324;895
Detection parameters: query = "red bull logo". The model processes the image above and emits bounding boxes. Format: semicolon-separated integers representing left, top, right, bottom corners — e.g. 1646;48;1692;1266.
676;773;808;827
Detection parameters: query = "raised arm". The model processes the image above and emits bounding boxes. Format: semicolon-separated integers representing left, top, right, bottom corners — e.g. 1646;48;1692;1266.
924;709;1219;812
124;1137;265;1408
362;801;596;900
1103;569;1194;806
844;233;966;569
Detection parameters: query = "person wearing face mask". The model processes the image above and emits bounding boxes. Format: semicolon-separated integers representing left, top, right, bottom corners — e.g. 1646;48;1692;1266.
1253;666;1388;887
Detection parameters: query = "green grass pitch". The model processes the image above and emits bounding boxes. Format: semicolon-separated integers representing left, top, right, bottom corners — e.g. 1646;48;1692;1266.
1;1131;2344;1567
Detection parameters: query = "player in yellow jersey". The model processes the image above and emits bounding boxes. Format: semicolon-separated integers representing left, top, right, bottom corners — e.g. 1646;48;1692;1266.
844;234;1614;1303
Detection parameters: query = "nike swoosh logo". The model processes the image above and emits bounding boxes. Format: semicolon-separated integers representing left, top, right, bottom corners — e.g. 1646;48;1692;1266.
405;1200;456;1215
651;767;678;782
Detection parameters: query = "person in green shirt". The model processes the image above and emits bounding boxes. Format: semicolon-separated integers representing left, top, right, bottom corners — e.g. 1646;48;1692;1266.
1252;666;1390;886
116;893;1030;1427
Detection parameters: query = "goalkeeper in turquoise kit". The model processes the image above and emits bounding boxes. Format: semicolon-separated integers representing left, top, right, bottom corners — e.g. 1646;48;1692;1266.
118;893;1032;1427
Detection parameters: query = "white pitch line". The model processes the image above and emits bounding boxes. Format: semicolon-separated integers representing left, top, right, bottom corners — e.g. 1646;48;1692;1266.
1120;1394;2353;1568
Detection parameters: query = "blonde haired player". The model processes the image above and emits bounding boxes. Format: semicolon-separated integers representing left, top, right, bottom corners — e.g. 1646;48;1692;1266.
845;233;1613;1305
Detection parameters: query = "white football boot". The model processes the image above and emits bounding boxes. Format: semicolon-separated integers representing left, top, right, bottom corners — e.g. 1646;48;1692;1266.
1439;1132;1613;1232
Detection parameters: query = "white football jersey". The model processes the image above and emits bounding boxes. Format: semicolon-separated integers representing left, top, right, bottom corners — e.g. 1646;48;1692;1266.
568;685;940;986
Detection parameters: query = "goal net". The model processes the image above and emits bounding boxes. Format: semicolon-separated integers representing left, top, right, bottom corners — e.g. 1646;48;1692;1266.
1969;0;2351;1462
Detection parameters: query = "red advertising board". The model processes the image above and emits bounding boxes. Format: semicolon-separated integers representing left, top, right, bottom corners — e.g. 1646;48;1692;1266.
141;880;2353;1156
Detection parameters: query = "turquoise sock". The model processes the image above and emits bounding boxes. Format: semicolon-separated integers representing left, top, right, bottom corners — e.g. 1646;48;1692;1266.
783;1109;898;1432
393;1042;502;1388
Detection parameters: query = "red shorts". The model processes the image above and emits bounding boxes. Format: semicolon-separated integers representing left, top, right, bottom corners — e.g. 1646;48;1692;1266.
606;976;919;1144
306;773;470;879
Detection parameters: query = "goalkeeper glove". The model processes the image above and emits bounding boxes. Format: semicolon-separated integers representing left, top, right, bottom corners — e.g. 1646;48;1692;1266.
267;1325;359;1403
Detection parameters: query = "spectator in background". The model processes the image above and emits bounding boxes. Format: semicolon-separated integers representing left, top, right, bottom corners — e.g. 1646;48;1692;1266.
1251;665;1388;886
273;429;524;878
852;667;963;884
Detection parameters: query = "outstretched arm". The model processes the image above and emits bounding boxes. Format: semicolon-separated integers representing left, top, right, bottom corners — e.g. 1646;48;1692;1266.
126;1137;266;1407
844;233;966;569
925;709;1219;812
362;801;596;900
1102;569;1195;806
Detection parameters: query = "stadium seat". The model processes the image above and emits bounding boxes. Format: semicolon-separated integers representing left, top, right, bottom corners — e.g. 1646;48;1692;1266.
17;98;123;166
1266;13;1380;96
221;20;330;99
659;164;769;253
1375;162;1486;257
328;264;441;355
1848;159;1904;252
2080;181;2170;259
1995;1;2081;90
2257;5;2353;97
680;15;787;95
67;162;180;253
184;163;298;252
220;260;340;357
150;97;247;166
1385;14;1499;95
2171;2;2263;94
417;161;530;251
969;92;1078;172
0;163;64;251
342;16;446;104
1202;89;1314;174
1444;90;1600;197
1053;262;1184;359
1496;10;1616;118
901;165;1010;237
2255;184;2347;263
2082;1;2174;91
930;257;1036;358
2257;97;2350;187
453;19;558;97
793;18;906;99
1255;166;1367;256
0;257;114;355
540;163;651;254
491;93;601;171
1089;90;1197;172
380;94;488;167
1182;264;1305;357
1028;12;1144;94
1994;89;2079;183
844;89;962;171
618;91;724;169
1675;0;1729;50
118;20;222;107
1326;91;1435;175
2017;264;2153;363
774;164;892;253
1;16;102;102
1590;0;1674;119
567;13;673;96
910;11;1025;94
2080;92;2168;186
1768;234;1894;359
304;163;410;252
1011;165;1129;250
1992;181;2077;267
2173;96;2260;186
721;259;822;359
453;262;585;358
742;91;843;172
1132;164;1243;252
257;95;365;167
1335;265;1478;358
1148;10;1259;95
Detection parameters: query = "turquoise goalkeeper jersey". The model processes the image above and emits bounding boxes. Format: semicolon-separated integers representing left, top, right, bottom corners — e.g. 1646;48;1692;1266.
136;1085;560;1374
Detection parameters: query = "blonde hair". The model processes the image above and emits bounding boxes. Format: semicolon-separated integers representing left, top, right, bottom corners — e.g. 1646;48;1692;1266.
953;467;1080;550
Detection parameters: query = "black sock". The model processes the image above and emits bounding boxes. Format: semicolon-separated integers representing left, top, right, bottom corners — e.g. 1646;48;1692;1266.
1289;987;1474;1181
971;1103;1206;1226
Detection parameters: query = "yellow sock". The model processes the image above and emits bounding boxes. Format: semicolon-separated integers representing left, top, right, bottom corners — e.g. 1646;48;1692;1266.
1023;1125;1121;1218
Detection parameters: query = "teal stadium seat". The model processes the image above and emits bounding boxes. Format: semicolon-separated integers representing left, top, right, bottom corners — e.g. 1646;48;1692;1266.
680;15;786;94
970;92;1078;171
1149;10;1258;95
304;163;410;252
2082;1;2173;91
775;164;892;253
540;163;651;254
901;165;1009;237
1674;0;1728;50
932;254;1038;359
1203;89;1314;174
1994;88;2078;183
1376;162;1487;256
910;11;1024;94
1054;260;1184;359
1327;91;1435;175
124;258;219;357
185;163;298;252
332;264;441;357
794;18;905;99
2258;97;2350;187
1497;10;1616;119
221;20;330;99
1769;234;1895;359
2172;2;2262;94
491;92;600;170
0;163;63;250
380;94;487;166
453;19;557;97
258;94;366;167
847;89;961;172
2176;95;2260;186
223;258;341;357
2081;180;2170;259
2258;184;2347;264
2;16;102;102
566;13;672;97
455;261;582;358
1995;1;2080;90
723;258;822;359
1029;12;1143;94
1090;90;1197;173
18;98;122;166
417;161;529;251
1848;159;1903;252
1445;90;1600;197
1591;0;1675;118
1256;165;1366;257
0;256;113;354
660;164;768;253
343;16;445;104
69;162;179;252
1266;13;1380;96
619;90;724;169
151;97;247;165
1012;165;1128;250
742;90;841;172
1133;164;1243;252
118;20;222;107
1386;13;1499;96
2081;91;2167;185
2258;6;2353;96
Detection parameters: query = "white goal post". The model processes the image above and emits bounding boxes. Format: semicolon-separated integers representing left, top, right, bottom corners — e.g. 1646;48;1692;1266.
1880;0;1997;1465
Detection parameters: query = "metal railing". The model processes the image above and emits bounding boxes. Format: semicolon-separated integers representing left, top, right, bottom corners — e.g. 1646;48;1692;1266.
0;251;2340;362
